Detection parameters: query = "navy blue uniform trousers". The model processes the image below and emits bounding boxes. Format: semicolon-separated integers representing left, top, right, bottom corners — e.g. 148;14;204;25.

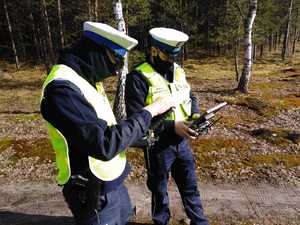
63;183;132;225
145;140;209;225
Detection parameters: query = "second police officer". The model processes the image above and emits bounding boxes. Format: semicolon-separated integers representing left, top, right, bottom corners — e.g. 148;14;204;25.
126;27;210;225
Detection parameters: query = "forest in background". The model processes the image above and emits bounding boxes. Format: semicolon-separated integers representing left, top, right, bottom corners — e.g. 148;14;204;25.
1;0;300;70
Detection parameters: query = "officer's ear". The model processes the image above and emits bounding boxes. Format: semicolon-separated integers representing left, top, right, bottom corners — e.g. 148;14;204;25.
150;46;158;57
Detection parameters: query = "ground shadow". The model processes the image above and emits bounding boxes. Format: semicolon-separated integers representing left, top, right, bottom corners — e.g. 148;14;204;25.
0;211;74;225
0;211;152;225
127;222;152;225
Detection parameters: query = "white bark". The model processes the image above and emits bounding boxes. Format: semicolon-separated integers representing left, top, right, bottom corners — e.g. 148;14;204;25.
41;0;55;67
282;0;294;60
94;0;99;21
113;0;128;121
3;0;20;70
88;0;93;20
57;0;65;48
238;0;257;93
234;39;239;82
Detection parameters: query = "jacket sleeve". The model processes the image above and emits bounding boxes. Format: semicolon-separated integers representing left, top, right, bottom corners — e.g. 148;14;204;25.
190;90;200;115
125;71;175;138
41;80;152;161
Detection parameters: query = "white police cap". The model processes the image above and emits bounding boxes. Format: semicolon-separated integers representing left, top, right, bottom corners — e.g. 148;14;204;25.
83;21;138;57
149;27;189;55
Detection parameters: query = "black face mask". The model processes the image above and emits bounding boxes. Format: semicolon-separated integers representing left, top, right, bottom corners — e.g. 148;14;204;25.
58;37;124;85
153;55;173;75
90;50;117;82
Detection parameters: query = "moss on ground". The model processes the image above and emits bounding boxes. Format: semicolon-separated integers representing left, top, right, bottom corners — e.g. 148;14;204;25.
0;138;54;164
251;128;300;146
192;137;247;153
277;95;300;109
220;95;278;117
220;93;300;121
250;81;284;92
191;137;249;170
0;138;14;152
191;135;299;180
10;114;41;122
249;153;300;169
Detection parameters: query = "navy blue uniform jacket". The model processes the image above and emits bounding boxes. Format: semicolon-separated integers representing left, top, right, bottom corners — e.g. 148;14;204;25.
41;38;152;193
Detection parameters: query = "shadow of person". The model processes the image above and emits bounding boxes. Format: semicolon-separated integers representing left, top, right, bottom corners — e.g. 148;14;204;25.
127;222;153;225
0;211;155;225
0;211;74;225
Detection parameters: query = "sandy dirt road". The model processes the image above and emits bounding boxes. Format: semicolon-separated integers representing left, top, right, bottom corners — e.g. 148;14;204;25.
0;181;299;225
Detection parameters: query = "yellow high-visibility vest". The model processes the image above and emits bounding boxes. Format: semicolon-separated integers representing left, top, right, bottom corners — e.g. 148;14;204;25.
41;64;126;185
135;62;192;121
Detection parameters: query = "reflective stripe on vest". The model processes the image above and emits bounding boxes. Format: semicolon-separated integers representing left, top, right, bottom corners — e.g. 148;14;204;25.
135;62;191;121
41;64;126;185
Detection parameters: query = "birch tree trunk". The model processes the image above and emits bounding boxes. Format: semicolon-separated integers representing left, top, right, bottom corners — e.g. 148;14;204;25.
57;0;65;48
3;0;20;70
113;0;128;121
238;0;257;93
88;0;93;20
94;0;99;21
234;39;240;82
41;0;55;69
282;0;294;60
234;19;242;82
292;8;298;55
252;43;256;62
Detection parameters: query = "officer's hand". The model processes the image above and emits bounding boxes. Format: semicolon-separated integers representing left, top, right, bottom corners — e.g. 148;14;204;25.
175;121;198;140
143;97;176;117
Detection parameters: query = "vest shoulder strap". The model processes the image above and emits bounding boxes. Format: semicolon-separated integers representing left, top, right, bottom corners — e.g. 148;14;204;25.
135;62;155;79
173;63;187;83
135;62;169;87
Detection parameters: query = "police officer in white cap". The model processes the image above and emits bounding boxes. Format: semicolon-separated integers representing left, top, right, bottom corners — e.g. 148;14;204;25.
40;22;175;225
126;27;210;225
